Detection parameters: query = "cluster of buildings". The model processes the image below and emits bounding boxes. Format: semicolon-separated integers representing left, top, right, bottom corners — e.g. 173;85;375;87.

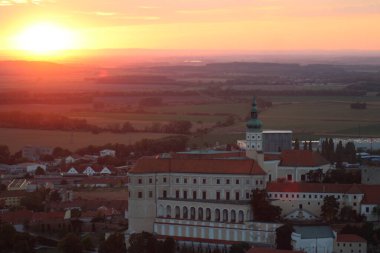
127;98;375;253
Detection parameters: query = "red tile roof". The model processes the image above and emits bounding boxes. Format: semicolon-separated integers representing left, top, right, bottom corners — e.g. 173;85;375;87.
129;157;266;175
265;153;281;161
173;151;246;159
279;150;329;167
0;210;33;224
267;182;364;195
31;212;65;222
247;247;304;253
336;234;366;243
359;185;380;205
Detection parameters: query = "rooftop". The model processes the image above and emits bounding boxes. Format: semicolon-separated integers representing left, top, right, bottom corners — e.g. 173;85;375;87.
247;247;304;253
129;157;266;175
293;225;335;239
336;234;366;243
279;150;329;167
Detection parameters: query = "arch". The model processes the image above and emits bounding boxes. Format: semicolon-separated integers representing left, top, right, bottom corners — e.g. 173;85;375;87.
175;206;180;219
158;205;164;217
190;207;196;220
206;208;211;221
215;209;220;222
198;208;203;220
223;209;228;222
166;205;171;218
183;206;188;219
238;210;244;223
231;210;236;223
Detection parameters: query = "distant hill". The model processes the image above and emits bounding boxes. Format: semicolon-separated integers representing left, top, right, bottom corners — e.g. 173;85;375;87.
0;60;73;76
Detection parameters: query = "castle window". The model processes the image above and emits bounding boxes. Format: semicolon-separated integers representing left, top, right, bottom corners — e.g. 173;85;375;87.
226;179;230;184
236;179;240;184
138;178;142;184
176;191;180;198
202;191;207;200
235;192;240;200
176;178;179;183
163;177;167;183
217;192;221;200
193;178;197;184
138;192;143;198
184;178;188;184
226;192;230;200
217;179;220;184
163;190;167;198
246;192;250;199
202;179;206;184
149;178;153;184
183;191;187;199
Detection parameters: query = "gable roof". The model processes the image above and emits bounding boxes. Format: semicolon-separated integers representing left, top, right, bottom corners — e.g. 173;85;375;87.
129;157;266;175
280;150;329;167
336;234;366;243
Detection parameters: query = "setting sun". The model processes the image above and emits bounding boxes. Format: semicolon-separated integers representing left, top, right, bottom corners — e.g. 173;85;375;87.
13;23;76;54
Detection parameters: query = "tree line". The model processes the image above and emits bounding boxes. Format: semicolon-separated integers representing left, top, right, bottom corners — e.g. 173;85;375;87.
0;111;193;135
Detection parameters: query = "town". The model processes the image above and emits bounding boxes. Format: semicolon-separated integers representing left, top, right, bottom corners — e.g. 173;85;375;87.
1;97;380;253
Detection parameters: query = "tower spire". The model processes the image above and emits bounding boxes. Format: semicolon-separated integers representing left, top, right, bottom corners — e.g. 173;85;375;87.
246;96;262;130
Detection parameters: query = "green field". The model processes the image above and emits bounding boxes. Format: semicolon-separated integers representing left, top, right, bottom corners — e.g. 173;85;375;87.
0;128;169;153
2;96;380;151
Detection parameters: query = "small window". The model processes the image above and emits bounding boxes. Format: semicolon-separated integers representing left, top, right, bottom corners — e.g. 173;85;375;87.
217;179;220;184
183;191;187;199
280;194;283;198
138;192;143;198
202;191;206;200
138;178;142;184
216;192;221;200
260;180;263;185
291;194;294;198
354;195;357;199
315;195;317;199
303;194;306;198
286;194;289;198
255;180;258;185
149;178;153;184
246;192;250;199
163;190;167;198
275;194;278;198
184;178;187;183
193;191;197;199
163;177;167;183
226;192;230;200
202;179;206;184
193;178;197;184
226;179;230;184
235;192;240;200
149;191;153;198
176;178;180;183
236;179;240;184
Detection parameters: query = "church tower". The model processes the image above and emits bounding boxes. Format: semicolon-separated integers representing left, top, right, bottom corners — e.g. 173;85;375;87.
246;97;263;151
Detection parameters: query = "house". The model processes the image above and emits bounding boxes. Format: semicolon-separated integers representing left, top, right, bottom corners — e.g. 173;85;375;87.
291;225;335;253
267;182;366;221
65;154;82;164
334;234;367;253
0;190;27;207
100;149;116;157
267;182;380;221
22;145;53;161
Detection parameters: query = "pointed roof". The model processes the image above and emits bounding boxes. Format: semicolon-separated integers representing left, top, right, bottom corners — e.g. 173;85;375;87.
246;96;263;130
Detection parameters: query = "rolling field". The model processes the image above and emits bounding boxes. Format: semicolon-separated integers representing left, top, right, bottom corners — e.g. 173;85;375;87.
0;128;169;153
1;95;380;151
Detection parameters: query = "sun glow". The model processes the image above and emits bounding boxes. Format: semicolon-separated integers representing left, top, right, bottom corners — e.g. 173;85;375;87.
14;23;76;55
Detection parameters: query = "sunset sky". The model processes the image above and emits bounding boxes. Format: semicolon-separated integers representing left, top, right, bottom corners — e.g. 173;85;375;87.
1;0;380;57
